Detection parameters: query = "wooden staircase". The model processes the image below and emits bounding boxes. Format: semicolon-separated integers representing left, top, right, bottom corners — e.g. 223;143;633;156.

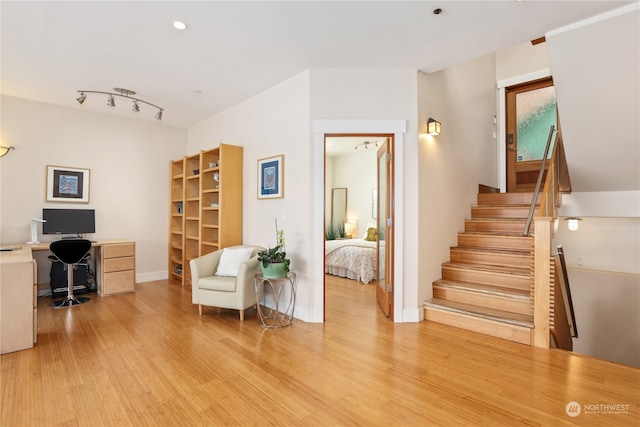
424;192;539;345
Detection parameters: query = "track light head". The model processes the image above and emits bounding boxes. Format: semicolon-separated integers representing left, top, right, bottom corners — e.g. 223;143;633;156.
155;109;163;121
132;101;140;112
76;92;87;105
107;95;116;107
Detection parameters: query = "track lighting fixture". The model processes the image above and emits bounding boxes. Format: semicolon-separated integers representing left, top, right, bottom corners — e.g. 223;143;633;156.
76;88;164;120
353;140;380;152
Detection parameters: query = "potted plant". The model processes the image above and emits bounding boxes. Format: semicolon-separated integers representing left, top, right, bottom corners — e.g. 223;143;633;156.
257;220;290;278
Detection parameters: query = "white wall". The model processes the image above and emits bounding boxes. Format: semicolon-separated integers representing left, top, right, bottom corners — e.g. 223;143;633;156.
546;5;640;193
310;69;420;322
188;71;314;318
565;268;640;368
417;54;499;305
495;41;550;82
331;149;377;237
190;69;421;322
555;217;640;275
0;95;187;285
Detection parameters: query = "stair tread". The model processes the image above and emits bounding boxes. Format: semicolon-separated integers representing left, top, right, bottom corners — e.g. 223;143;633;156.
473;204;532;208
466;218;527;222
424;298;533;328
442;261;530;276
433;279;530;300
459;231;530;237
452;246;530;256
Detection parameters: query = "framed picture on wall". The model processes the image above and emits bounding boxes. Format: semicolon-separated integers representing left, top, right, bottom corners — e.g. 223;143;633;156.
46;165;90;203
257;155;284;199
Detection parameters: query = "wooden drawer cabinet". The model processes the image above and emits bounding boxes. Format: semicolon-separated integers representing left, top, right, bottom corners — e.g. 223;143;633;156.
1;248;36;354
100;242;135;296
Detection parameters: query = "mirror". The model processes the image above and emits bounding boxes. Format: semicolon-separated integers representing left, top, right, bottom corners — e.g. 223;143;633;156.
331;188;347;228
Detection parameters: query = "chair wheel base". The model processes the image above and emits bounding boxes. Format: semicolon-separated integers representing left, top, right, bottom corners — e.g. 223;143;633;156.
49;296;90;308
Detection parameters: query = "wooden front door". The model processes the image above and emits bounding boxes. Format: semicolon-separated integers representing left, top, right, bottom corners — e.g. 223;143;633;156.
506;77;558;192
376;138;393;319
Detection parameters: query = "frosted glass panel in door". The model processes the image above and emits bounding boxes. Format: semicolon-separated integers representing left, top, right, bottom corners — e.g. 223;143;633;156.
516;86;557;162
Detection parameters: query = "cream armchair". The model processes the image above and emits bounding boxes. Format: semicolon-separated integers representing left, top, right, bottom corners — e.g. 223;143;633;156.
190;245;264;320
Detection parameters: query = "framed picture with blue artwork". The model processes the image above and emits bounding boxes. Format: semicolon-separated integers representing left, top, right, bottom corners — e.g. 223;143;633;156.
46;165;90;203
257;155;284;199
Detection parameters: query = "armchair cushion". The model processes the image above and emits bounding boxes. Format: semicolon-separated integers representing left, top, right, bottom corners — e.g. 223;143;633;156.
198;275;237;292
215;247;254;277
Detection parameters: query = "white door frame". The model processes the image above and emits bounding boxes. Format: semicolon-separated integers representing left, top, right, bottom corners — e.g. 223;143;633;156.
312;119;406;322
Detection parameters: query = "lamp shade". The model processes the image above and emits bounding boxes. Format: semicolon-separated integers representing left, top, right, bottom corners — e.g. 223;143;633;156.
427;118;441;135
0;146;15;157
566;217;581;231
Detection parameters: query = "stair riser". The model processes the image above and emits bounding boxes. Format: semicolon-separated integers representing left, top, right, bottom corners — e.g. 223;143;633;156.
433;286;532;316
465;220;526;233
450;250;530;269
477;193;539;206
458;234;531;251
442;267;530;290
471;207;537;219
424;307;532;345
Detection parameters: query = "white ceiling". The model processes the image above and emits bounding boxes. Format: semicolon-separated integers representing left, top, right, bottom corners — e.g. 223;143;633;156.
0;1;632;129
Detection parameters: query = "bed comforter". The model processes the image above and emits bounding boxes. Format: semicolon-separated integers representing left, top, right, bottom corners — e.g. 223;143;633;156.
325;239;377;284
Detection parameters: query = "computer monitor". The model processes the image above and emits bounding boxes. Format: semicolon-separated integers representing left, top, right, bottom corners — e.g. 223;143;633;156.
42;208;95;236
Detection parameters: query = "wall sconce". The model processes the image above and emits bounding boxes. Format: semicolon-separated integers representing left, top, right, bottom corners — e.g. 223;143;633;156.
0;146;15;157
427;118;441;135
565;217;582;231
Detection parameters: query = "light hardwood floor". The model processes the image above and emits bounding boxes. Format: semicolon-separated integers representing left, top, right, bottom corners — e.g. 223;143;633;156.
2;275;638;426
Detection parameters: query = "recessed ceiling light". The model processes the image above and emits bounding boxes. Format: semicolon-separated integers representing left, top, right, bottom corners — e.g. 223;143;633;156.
173;21;187;30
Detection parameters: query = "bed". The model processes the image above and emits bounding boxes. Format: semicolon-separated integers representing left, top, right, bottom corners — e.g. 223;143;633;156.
325;238;377;284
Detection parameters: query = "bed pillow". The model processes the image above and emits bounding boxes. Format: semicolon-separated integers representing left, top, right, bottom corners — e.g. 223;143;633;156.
215;247;254;277
365;227;377;241
361;222;377;239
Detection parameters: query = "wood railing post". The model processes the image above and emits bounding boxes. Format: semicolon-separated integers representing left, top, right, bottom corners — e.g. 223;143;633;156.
532;217;552;348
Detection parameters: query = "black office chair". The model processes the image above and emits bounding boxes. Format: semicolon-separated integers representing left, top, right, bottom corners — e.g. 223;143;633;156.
49;239;92;308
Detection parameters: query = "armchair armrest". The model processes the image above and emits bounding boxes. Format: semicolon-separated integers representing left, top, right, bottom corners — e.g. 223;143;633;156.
191;250;223;280
236;256;262;306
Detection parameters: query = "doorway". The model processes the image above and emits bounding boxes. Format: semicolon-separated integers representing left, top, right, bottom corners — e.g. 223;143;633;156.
324;134;394;320
505;77;558;192
312;119;406;323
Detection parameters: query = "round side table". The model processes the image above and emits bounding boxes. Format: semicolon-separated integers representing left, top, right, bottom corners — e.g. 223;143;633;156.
254;272;296;328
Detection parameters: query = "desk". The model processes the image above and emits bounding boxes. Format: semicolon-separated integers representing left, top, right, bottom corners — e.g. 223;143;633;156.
254;272;296;328
0;240;135;355
30;240;136;297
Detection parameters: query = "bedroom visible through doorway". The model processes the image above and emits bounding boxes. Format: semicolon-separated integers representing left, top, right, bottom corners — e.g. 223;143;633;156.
324;134;394;320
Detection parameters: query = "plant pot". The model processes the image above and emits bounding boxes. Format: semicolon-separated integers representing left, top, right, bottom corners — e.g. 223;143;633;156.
261;263;288;278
